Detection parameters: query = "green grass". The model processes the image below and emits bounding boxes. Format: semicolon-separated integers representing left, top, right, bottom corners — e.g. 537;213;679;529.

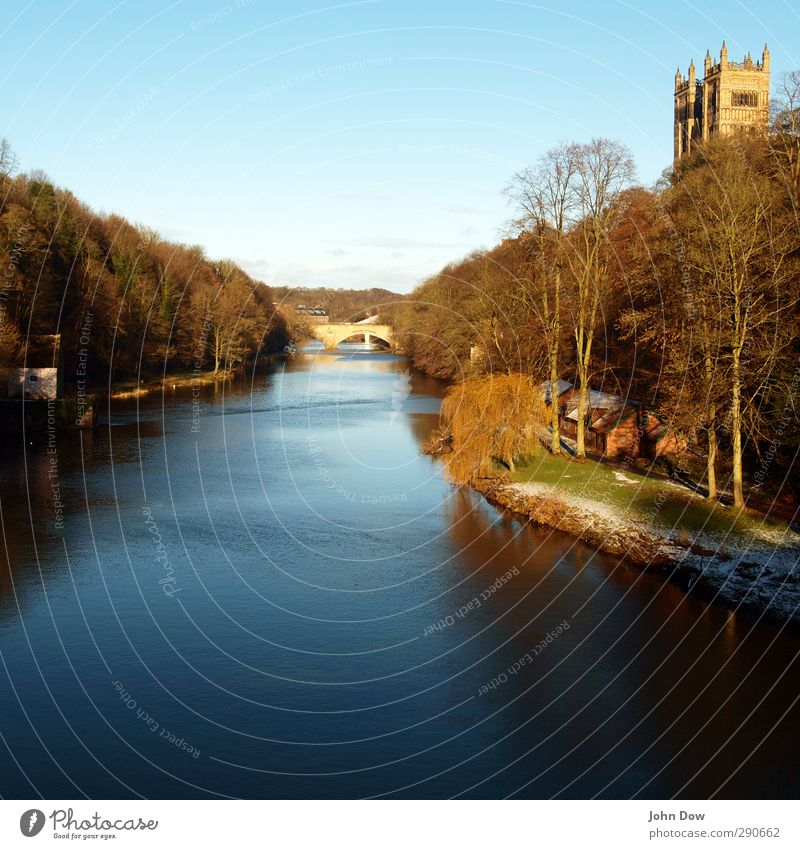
509;454;789;543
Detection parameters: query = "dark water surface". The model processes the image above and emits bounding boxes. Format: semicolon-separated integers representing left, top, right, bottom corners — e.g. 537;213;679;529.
1;347;799;799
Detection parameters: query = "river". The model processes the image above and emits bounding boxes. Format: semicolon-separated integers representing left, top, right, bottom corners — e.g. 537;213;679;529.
0;346;798;799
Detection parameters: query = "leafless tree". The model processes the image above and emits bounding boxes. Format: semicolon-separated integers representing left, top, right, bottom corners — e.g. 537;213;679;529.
506;142;578;454
770;71;800;205
0;137;17;178
563;138;636;458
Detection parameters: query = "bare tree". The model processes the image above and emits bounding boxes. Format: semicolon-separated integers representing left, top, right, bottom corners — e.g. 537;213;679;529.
616;188;727;501
563;138;636;458
200;260;266;372
0;137;17;178
770;71;800;202
506;142;578;454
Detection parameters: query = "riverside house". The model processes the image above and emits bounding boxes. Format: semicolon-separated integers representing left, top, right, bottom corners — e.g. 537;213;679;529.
541;380;676;459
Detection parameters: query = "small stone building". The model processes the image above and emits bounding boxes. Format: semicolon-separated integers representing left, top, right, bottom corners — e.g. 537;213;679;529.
296;306;329;325
6;334;63;400
554;385;677;459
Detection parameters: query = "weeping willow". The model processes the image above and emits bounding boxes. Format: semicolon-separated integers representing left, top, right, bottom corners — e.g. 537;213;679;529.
438;373;548;484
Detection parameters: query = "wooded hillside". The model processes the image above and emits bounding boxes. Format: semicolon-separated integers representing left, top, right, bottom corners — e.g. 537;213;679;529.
392;85;800;506
0;139;289;386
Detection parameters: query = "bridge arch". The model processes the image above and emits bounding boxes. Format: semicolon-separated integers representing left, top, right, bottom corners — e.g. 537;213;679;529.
310;323;395;350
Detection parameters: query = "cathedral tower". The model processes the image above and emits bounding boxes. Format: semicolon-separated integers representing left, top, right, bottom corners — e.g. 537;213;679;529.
674;42;770;160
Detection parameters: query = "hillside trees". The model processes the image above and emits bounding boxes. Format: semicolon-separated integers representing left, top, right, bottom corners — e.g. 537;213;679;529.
269;286;400;322
0;138;288;385
770;70;800;204
617;192;727;500
0;305;21;365
394;243;551;381
503;139;637;459
394;265;474;379
201;260;275;372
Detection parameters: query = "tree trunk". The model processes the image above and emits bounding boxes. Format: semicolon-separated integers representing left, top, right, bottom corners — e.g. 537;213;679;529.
213;332;221;373
574;294;596;461
549;358;560;455
703;342;717;501
706;403;717;501
731;348;744;508
549;283;561;455
576;382;587;459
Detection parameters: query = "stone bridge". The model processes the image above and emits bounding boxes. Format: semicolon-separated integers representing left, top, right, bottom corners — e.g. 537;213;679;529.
311;323;395;350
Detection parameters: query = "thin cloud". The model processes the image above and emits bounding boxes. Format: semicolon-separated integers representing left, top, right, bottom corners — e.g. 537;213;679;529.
343;236;470;250
239;256;423;292
446;205;482;215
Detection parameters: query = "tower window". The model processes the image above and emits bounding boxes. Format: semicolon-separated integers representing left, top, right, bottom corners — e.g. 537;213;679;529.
731;91;758;107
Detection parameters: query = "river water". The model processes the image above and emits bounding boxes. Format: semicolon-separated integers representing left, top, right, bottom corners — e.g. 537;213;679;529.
0;346;798;799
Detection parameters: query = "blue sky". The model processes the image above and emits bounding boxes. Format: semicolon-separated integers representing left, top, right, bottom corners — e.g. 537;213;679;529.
2;0;799;292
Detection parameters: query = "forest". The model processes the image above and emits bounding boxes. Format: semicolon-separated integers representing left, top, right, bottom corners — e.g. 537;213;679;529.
391;74;800;507
0;138;290;387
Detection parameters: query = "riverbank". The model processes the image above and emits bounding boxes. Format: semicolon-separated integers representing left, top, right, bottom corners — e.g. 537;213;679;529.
108;369;231;400
105;355;286;399
472;458;800;627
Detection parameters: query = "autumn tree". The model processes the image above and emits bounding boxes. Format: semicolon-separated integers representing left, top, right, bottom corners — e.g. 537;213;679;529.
437;373;548;484
199;260;267;372
0;145;287;386
393;269;474;379
0;304;21;365
618;196;727;499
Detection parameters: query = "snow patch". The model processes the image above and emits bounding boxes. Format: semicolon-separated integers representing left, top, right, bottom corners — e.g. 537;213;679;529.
504;481;800;624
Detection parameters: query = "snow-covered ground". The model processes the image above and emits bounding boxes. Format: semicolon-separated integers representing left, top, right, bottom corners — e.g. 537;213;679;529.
492;481;800;625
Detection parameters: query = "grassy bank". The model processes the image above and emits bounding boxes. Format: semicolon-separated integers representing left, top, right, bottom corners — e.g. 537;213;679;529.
470;454;800;625
509;454;790;543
